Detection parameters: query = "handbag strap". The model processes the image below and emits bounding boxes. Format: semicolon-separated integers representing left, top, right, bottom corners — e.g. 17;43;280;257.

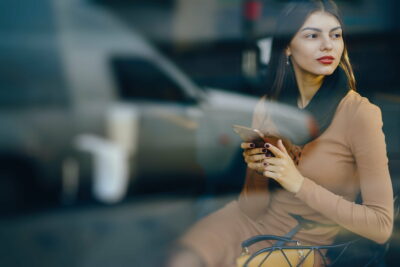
241;235;296;248
240;214;338;249
274;213;337;247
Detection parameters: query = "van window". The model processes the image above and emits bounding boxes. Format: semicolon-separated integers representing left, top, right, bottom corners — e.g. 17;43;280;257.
110;57;189;103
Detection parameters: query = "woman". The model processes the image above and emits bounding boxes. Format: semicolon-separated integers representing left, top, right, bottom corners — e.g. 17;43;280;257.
168;1;393;266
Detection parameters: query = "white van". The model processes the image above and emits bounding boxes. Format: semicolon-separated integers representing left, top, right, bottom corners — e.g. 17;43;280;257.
0;0;313;206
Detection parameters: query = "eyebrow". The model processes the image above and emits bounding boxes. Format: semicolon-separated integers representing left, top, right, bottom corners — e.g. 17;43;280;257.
301;26;342;32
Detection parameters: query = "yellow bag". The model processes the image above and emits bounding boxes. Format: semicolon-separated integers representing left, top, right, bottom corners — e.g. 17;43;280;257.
236;236;314;267
237;214;339;266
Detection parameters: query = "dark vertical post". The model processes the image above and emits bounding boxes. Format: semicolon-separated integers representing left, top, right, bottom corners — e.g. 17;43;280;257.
242;0;262;41
242;0;263;91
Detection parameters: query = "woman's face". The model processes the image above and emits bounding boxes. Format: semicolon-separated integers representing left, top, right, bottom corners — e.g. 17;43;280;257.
286;11;344;77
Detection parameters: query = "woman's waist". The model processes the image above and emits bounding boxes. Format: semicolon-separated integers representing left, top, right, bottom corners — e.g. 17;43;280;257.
259;200;340;245
259;215;339;246
266;190;337;224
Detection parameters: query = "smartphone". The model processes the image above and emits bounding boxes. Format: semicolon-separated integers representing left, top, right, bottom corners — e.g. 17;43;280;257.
232;124;266;147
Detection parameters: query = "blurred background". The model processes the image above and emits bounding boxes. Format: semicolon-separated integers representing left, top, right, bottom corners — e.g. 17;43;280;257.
0;0;399;266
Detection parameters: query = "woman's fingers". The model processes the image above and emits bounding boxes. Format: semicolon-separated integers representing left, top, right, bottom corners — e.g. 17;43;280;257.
263;170;282;181
243;147;267;157
265;142;286;158
247;154;267;162
248;161;266;172
241;142;255;149
265;164;284;173
243;150;286;164
242;140;292;177
277;139;288;154
264;157;284;166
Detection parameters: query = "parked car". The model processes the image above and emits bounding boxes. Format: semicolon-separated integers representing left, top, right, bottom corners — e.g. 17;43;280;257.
0;0;314;208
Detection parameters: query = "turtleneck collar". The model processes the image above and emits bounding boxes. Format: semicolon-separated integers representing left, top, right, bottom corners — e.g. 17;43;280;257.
277;67;350;145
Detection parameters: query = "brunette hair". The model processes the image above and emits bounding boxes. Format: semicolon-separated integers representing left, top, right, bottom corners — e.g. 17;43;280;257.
267;0;356;100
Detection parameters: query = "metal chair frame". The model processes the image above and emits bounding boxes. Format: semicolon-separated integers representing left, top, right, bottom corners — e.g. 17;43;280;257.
240;235;360;267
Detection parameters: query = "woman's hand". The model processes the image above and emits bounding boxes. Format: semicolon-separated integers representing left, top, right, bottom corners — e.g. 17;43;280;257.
241;142;270;174
263;139;304;194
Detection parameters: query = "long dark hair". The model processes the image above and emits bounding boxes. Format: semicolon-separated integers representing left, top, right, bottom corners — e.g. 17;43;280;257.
267;0;356;100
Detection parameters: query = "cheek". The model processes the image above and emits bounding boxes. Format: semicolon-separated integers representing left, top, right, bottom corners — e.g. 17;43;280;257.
291;46;317;66
334;39;344;56
338;45;344;58
290;40;317;59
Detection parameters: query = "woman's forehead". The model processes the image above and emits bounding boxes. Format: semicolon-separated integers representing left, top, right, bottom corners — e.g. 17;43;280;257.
301;11;341;31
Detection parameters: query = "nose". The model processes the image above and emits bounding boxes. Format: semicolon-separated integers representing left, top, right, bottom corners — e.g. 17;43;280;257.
320;35;333;51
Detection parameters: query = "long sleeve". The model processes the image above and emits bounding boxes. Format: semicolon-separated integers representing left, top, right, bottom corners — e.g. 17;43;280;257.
295;100;394;244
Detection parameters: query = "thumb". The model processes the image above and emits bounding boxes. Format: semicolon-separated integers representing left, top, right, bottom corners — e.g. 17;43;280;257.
278;139;288;154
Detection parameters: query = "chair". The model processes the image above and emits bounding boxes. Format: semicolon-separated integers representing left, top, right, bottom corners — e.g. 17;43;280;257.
237;194;399;267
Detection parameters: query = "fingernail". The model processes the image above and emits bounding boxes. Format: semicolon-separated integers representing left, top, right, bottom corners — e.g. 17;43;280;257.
264;143;270;148
250;143;255;148
262;148;267;153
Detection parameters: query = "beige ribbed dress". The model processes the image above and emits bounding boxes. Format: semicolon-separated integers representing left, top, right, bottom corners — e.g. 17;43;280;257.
179;90;394;267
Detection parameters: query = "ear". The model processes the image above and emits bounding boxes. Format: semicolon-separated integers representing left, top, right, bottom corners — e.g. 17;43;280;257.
285;47;291;57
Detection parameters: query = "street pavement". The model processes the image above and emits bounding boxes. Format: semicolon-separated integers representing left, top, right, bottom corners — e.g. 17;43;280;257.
1;178;400;267
0;194;235;267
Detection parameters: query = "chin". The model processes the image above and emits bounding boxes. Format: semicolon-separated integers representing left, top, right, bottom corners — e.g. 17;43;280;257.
315;66;336;76
322;69;336;76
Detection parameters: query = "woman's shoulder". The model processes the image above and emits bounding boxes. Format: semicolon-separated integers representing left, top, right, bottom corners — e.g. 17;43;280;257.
340;90;383;131
339;90;381;119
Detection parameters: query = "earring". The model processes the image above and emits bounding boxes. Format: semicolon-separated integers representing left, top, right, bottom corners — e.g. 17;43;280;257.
286;55;290;65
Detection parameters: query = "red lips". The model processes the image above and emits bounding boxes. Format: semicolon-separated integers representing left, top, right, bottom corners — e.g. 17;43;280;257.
317;56;335;64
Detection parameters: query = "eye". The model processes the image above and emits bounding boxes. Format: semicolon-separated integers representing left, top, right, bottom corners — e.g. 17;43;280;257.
305;33;318;39
332;33;342;39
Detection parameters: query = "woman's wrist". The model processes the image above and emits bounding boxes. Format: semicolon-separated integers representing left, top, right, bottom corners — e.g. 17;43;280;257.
293;175;305;194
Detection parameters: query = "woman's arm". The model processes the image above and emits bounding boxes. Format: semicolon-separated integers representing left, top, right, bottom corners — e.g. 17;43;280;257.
238;96;272;220
294;101;393;244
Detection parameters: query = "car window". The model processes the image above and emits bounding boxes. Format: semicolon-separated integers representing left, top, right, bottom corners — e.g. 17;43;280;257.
110;57;190;103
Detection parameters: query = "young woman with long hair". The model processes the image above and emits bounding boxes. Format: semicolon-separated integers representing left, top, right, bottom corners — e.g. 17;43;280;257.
168;1;393;266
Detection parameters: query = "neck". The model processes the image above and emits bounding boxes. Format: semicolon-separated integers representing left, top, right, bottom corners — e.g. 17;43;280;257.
293;68;324;109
